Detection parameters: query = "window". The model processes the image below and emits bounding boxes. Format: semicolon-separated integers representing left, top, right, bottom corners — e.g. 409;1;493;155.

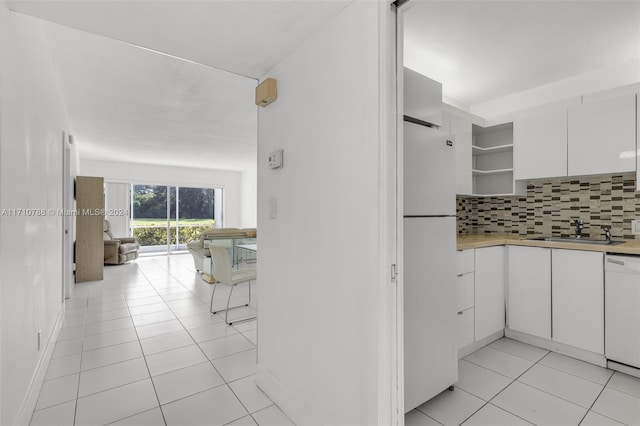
131;184;222;254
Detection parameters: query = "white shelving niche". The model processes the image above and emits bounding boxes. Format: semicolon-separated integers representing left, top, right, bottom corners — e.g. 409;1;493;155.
472;122;525;196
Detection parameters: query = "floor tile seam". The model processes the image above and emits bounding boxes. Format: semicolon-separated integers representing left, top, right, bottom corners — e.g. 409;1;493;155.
195;329;247;347
414;388;469;425
604;379;640;400
409;410;444;426
141;341;196;358
582;374;631;426
488;341;550;364
465;402;536;426
102;407;165;426
205;346;258;363
156;380;230;408
123;295;169;426
82;324;136;338
514;376;601;409
459;358;516;382
80;354;145;374
84;316;132;326
85;304;132;315
462;358;525;381
250;404;296;426
82;336;140;353
536;359;614;387
77;373;153;400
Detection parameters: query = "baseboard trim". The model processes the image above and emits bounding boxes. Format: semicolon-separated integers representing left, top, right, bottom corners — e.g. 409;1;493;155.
458;330;504;359
505;328;607;367
15;304;64;426
607;360;640;379
256;364;320;425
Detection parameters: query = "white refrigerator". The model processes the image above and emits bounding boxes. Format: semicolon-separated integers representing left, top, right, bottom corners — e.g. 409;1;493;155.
403;119;458;412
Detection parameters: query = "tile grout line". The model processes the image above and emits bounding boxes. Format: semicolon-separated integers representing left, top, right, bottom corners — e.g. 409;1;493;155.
122;275;169;426
148;260;254;424
460;341;552;426
577;373;618;426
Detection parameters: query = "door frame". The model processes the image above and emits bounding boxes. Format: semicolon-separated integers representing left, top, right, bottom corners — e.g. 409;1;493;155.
61;132;73;300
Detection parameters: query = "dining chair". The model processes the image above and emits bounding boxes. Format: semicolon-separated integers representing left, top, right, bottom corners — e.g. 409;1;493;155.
208;245;257;325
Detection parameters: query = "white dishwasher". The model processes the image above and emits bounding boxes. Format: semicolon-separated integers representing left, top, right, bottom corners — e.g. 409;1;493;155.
605;254;640;370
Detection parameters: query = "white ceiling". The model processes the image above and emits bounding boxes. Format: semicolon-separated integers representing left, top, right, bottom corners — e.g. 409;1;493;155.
8;0;639;170
7;0;351;172
404;1;640;116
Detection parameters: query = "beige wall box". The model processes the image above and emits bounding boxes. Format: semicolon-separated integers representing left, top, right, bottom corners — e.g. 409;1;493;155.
256;78;277;107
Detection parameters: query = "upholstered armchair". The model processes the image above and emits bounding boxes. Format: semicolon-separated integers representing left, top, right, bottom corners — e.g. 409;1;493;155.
103;220;140;265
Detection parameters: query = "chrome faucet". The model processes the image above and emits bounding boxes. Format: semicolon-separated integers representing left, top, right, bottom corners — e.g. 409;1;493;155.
602;227;612;241
573;218;584;238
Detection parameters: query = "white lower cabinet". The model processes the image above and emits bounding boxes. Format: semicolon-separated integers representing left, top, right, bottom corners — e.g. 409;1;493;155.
455;247;506;351
456;308;475;349
475;246;505;341
552;249;604;354
507;246;551;339
455;250;475;349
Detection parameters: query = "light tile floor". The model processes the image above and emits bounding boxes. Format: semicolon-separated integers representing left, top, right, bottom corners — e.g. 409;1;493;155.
33;253;640;426
408;338;640;426
30;254;294;426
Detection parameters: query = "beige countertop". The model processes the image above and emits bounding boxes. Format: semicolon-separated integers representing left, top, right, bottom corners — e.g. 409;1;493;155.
457;233;640;255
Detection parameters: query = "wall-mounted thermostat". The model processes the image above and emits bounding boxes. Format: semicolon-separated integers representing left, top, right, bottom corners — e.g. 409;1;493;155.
268;149;284;169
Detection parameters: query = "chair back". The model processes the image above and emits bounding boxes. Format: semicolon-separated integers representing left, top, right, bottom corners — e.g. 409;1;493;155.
103;220;114;240
209;245;233;284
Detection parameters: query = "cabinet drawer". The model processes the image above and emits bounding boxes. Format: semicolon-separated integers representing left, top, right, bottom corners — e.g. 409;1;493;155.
456;308;475;349
456;250;474;275
456;273;474;312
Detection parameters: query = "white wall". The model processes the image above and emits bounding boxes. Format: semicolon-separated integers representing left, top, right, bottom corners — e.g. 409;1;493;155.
240;169;257;228
80;159;249;229
0;6;77;425
256;3;395;424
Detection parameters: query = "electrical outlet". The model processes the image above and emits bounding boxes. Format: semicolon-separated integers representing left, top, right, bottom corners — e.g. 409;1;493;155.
632;220;640;235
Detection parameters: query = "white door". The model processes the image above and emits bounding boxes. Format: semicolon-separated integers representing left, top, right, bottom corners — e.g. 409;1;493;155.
403;216;457;411
403;121;455;216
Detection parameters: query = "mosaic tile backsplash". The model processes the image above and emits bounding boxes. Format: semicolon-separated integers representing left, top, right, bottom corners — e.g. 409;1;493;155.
457;173;640;240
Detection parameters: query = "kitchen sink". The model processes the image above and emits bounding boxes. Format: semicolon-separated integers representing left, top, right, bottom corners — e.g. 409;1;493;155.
525;236;624;246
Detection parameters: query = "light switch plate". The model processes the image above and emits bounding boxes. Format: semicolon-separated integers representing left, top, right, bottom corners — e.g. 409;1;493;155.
269;198;277;219
268;149;283;169
632;219;640;235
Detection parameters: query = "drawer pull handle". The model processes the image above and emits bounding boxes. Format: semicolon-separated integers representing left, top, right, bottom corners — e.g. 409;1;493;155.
457;274;464;277
457;311;463;315
607;258;625;266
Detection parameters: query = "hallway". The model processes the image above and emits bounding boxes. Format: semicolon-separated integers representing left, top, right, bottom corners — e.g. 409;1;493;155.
30;254;289;426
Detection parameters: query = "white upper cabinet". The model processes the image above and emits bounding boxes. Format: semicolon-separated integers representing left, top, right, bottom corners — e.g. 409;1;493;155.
404;67;443;127
514;107;568;180
568;93;637;176
443;111;473;195
637;94;639;191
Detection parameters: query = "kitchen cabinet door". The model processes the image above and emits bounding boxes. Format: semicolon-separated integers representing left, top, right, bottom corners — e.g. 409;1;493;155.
507;246;551;339
514;107;568;180
568;93;637;176
456;308;475;350
552;249;604;354
452;113;473;195
475;246;506;341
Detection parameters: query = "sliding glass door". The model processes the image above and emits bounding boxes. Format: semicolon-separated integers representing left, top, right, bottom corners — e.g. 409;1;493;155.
131;184;221;254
